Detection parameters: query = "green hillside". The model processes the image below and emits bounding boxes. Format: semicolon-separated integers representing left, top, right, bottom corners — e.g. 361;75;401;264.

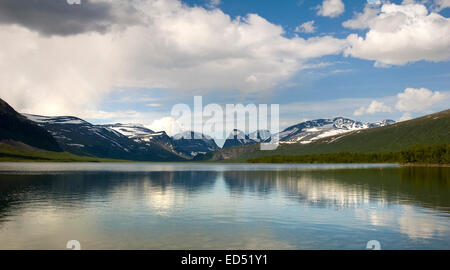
248;144;450;164
204;109;450;162
0;143;125;162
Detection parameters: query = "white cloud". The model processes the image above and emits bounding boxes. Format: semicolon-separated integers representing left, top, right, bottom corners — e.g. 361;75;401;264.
147;116;184;135
0;25;119;116
146;103;162;108
207;0;221;9
354;100;392;116
0;0;348;116
78;110;143;120
434;0;450;11
344;2;450;66
295;20;316;33
399;112;412;122
395;88;446;112
342;4;380;29
316;0;345;18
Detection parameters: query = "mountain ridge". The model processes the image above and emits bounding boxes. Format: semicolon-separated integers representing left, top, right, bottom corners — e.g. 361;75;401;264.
2;97;447;163
278;117;395;144
0;99;62;152
199;109;450;162
23;114;185;161
221;117;395;148
172;131;219;157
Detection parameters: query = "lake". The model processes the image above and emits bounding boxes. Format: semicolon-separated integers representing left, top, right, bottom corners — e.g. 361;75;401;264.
0;162;449;250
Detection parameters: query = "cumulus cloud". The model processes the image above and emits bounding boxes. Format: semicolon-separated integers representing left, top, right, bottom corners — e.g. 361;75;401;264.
342;4;380;29
353;88;449;122
0;0;348;116
344;2;450;66
354;100;392;116
295;20;316;33
395;88;447;112
434;0;450;11
316;0;345;18
119;6;348;92
148;116;184;135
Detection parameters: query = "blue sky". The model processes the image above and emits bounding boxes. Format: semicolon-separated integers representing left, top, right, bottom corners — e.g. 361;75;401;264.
1;0;449;136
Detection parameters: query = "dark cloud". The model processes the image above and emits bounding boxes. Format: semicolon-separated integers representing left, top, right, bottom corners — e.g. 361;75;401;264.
0;0;140;36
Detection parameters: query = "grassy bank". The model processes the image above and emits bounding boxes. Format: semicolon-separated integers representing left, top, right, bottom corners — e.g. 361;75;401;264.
247;144;450;165
0;143;126;162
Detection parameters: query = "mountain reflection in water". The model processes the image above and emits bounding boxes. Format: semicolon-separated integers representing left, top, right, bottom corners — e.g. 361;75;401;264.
0;163;448;249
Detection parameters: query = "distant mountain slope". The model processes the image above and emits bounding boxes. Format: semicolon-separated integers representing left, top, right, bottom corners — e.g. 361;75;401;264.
220;118;394;149
222;129;271;149
301;110;450;154
278;117;395;144
103;126;219;158
24;114;185;161
172;131;219;157
222;129;257;149
0;98;61;152
203;110;450;161
102;123;177;153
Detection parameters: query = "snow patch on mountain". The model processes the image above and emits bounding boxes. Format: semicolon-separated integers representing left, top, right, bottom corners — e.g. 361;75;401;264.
173;131;213;140
105;123;155;138
101;123;176;153
23;114;87;125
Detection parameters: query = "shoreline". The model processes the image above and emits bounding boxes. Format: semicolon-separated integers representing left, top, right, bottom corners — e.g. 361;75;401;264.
399;163;450;167
1;159;449;167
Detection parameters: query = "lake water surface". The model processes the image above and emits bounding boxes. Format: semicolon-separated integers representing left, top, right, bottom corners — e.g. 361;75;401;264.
0;162;449;250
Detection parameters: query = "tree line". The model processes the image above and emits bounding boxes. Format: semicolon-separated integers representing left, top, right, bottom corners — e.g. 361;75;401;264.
247;144;450;164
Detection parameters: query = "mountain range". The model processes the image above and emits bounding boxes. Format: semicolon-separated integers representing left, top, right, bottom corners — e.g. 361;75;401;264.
0;98;222;161
220;117;395;148
172;131;219;156
200;109;450;162
99;124;219;157
1;97;448;162
23;114;185;161
222;129;271;149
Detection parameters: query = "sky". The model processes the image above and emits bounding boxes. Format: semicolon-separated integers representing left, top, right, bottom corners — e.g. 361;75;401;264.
0;0;449;140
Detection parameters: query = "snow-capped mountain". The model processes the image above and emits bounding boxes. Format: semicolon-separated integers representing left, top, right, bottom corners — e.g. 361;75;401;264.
24;114;88;125
20;110;396;159
249;130;272;142
172;131;219;156
368;119;396;128
106;126;220;158
222;129;271;149
278;117;395;144
23;114;184;161
101;123;174;151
